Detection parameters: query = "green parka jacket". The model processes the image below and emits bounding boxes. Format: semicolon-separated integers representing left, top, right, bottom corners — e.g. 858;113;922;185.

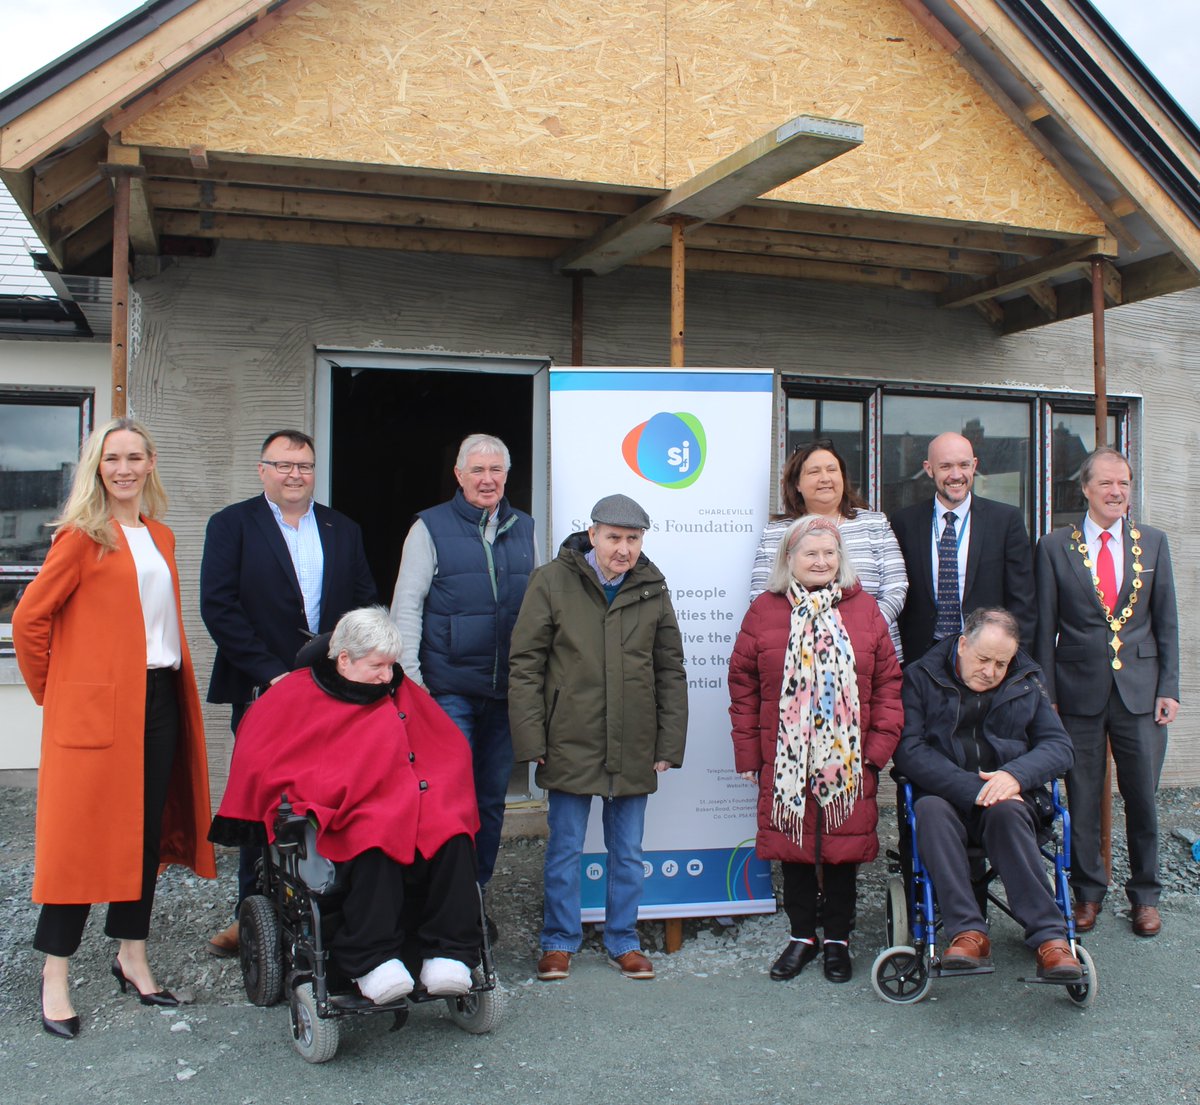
508;531;688;796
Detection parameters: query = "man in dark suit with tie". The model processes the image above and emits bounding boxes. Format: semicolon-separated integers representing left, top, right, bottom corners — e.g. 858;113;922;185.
890;431;1036;663
1034;446;1179;938
200;429;377;953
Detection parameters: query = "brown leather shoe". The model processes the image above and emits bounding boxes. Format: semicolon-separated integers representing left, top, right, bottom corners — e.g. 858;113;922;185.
1073;900;1101;933
1036;939;1082;980
942;929;991;969
1131;904;1162;938
207;920;239;958
609;949;655;979
536;951;571;981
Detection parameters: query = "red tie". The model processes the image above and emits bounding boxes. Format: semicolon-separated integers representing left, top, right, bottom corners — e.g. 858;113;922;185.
1096;531;1117;615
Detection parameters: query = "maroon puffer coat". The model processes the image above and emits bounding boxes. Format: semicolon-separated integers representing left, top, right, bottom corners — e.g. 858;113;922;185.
729;582;903;865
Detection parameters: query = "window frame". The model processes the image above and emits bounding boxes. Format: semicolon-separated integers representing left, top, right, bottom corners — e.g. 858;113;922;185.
779;375;1130;538
0;385;93;656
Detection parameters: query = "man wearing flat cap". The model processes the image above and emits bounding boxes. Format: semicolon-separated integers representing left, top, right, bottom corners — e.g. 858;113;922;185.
509;494;688;982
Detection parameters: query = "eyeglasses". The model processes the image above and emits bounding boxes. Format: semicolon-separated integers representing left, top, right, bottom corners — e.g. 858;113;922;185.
261;460;315;475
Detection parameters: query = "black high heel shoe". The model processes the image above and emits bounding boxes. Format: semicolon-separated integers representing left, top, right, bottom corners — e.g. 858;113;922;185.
40;980;80;1039
111;957;180;1007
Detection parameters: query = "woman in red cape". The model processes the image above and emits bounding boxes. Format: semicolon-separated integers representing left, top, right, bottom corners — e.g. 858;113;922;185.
211;606;482;1003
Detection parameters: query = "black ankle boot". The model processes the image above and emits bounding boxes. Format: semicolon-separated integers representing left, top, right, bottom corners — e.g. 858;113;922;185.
769;940;820;981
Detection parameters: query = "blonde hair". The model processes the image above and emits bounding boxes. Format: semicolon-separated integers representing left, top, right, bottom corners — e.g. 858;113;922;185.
53;417;168;552
766;515;858;594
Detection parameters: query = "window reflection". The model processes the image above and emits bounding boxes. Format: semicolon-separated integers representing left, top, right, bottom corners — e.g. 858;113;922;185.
1050;412;1118;530
0;403;78;568
881;395;1030;522
785;397;866;498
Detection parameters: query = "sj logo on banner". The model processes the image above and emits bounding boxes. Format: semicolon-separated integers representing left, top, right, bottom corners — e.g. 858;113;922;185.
622;411;707;489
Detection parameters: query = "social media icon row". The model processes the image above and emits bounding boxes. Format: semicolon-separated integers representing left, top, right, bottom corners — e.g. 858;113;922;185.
586;859;704;880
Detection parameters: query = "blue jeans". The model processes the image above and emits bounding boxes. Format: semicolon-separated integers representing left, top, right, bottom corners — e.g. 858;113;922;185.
541;791;647;958
433;693;513;886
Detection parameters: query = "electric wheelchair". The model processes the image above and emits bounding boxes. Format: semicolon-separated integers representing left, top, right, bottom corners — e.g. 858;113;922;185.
237;795;500;1062
870;779;1097;1007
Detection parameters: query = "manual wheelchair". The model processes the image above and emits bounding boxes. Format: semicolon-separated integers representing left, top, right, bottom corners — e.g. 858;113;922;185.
870;779;1097;1007
237;795;500;1062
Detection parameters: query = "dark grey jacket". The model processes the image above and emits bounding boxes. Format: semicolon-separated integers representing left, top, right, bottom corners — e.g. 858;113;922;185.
508;532;688;797
894;635;1072;813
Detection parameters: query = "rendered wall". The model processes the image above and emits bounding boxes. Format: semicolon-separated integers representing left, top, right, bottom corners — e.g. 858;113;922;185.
113;241;1198;796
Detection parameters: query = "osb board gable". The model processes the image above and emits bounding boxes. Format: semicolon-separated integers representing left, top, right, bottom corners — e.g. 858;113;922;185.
121;0;1105;235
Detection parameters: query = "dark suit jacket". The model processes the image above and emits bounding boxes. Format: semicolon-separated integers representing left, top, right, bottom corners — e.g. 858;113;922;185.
890;493;1036;662
1034;518;1179;717
200;495;378;704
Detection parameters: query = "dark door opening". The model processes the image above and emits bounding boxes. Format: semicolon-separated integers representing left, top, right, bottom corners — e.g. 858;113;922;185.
330;366;534;601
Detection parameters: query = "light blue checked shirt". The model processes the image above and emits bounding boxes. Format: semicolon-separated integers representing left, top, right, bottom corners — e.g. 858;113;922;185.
266;495;324;634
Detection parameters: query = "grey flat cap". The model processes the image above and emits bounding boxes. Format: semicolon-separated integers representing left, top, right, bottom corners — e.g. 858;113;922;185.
591;493;650;530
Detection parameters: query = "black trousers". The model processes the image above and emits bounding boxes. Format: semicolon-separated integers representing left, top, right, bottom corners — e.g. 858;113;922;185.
34;669;180;957
781;862;857;942
230;701;259;909
1062;690;1166;905
914;795;1065;948
330;834;482;979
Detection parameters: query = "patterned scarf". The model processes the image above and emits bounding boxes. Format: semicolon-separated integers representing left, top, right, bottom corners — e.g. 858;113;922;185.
772;581;862;846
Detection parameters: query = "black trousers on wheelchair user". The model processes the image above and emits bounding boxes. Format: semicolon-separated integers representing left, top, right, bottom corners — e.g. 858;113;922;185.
914;796;1066;947
330;834;482;980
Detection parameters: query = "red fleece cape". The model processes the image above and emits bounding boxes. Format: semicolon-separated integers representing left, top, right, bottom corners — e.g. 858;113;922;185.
217;670;480;864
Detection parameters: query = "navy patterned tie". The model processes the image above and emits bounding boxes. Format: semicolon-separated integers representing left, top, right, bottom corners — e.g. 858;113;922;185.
935;512;961;639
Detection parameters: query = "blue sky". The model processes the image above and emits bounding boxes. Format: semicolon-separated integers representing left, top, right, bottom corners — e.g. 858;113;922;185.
1;1;1196;124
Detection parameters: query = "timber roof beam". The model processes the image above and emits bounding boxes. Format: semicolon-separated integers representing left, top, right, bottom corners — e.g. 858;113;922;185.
937;236;1116;308
557;115;864;276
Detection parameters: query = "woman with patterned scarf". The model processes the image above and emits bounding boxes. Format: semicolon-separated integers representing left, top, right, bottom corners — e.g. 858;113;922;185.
730;516;903;983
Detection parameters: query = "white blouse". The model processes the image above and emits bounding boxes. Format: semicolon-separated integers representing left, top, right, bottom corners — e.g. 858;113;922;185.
122;525;182;670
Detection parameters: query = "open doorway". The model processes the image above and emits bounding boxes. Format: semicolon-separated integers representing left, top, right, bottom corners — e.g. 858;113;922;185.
322;354;546;598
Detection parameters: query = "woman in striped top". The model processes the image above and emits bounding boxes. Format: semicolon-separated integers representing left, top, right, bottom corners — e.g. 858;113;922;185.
749;440;908;662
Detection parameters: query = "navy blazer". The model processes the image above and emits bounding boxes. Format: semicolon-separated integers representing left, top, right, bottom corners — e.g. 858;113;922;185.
890;493;1036;663
200;495;378;704
1033;518;1179;717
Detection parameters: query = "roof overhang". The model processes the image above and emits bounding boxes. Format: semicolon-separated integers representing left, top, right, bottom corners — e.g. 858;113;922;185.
0;0;1197;336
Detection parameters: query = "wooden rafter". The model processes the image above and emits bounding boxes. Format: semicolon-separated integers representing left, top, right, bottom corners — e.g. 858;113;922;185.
147;179;610;239
557;116;863;275
0;0;279;172
937;238;1115;308
895;0;1137;251
102;0;314;139
938;0;1200;274
32;133;108;215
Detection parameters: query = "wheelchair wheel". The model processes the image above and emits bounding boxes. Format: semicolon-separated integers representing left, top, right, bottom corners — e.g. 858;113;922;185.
239;894;283;1006
1065;945;1097;1009
871;946;931;1005
885;876;909;948
290;983;340;1063
446;968;500;1035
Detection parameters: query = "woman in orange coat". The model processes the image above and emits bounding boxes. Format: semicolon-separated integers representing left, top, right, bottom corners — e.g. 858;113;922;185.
13;417;216;1039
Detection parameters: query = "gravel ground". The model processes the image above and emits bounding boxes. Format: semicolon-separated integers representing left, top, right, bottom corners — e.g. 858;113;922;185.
1;784;1198;1103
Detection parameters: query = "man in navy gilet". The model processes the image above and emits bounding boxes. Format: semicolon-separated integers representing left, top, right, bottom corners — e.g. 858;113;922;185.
390;433;536;937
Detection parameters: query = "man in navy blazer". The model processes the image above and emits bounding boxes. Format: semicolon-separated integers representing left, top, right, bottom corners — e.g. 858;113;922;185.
1034;446;1179;938
200;429;377;952
890;431;1036;663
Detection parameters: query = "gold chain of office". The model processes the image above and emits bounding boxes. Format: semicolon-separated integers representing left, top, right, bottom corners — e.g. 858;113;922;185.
1070;523;1144;670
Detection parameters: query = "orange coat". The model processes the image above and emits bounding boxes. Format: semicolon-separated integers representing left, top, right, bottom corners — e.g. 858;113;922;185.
12;520;217;904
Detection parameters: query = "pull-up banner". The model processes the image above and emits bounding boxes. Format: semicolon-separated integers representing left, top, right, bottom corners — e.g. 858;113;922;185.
548;368;776;920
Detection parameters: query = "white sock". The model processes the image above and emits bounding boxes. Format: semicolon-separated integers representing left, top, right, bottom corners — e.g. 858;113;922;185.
420;957;472;996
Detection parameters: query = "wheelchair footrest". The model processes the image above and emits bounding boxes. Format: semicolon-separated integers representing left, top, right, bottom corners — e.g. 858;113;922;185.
1016;971;1089;987
929;962;995;979
326;991;409;1015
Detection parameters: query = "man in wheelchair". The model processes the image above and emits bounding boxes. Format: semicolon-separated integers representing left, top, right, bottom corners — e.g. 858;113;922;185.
894;607;1081;980
210;606;483;1004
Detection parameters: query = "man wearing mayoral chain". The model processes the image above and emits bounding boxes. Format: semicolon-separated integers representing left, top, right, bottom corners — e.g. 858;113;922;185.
1034;447;1179;938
